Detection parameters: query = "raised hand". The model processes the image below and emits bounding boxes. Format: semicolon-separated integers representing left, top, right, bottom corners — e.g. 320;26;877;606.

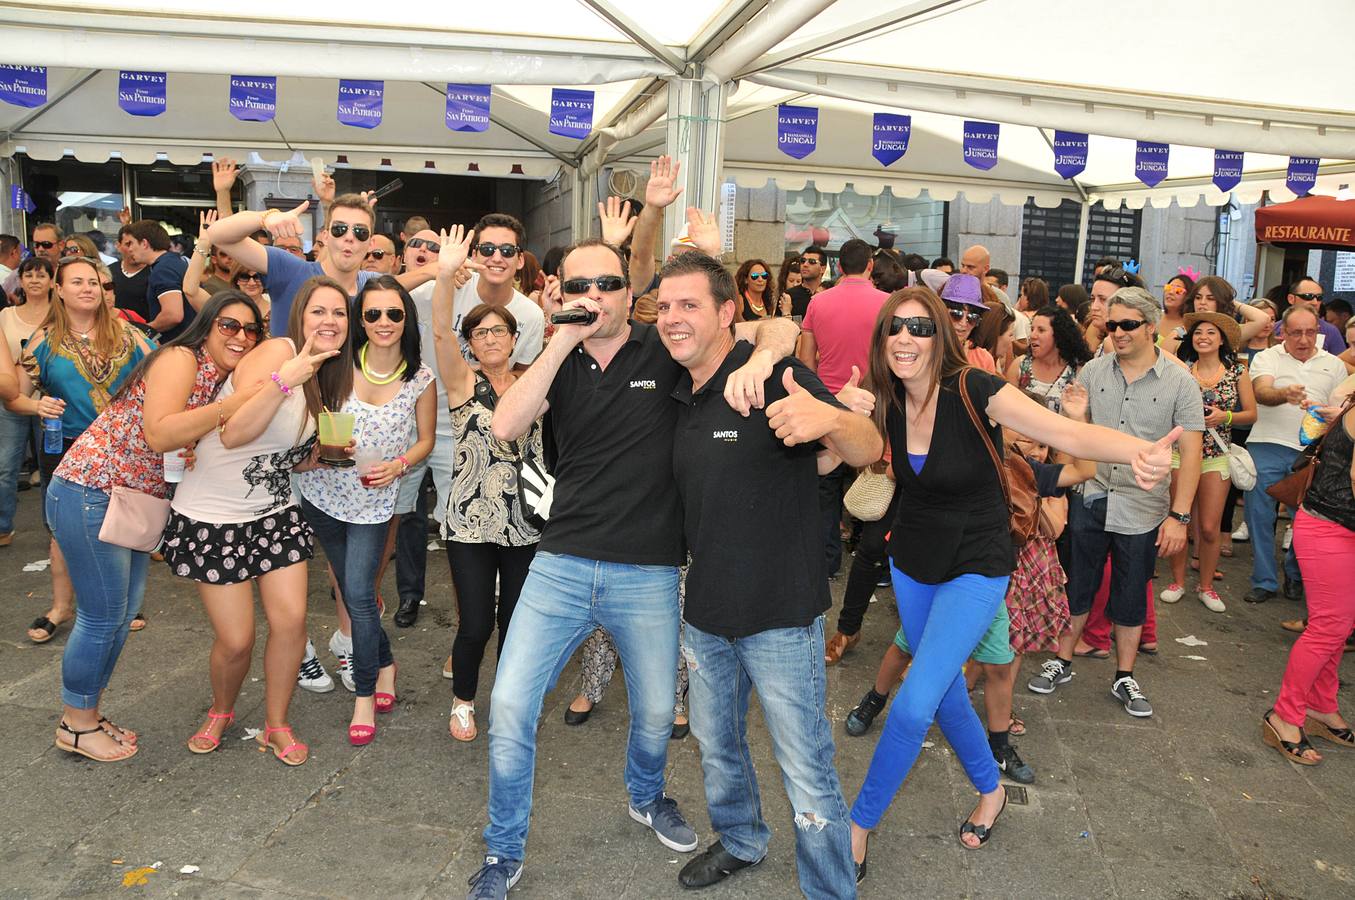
437;225;475;277
312;171;336;208
1060;381;1089;421
779;292;793;316
265;201;309;240
540;274;563;316
197;209;218;242
118;206;132;226
645;155;683;209
686;207;721;257
1131;425;1181;491
212;157;239;193
835;365;875;416
357;189;379;211
766;368;838;446
598;197;637;246
276;332;340;388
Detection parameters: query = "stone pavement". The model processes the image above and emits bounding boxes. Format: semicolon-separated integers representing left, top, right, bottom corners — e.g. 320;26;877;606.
1;497;1352;899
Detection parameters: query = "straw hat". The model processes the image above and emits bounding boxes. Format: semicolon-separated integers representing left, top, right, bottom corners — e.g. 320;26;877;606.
1183;311;1242;350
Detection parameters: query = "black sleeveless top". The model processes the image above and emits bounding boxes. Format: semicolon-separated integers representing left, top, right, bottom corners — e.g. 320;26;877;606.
1303;413;1355;532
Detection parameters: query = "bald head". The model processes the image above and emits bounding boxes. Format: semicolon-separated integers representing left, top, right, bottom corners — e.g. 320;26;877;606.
960;245;990;279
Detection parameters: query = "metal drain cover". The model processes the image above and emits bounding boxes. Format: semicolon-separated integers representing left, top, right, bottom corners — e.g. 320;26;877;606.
1006;786;1029;805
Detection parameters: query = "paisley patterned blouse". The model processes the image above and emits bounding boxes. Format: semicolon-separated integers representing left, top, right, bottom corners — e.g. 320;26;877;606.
21;322;148;435
445;373;544;546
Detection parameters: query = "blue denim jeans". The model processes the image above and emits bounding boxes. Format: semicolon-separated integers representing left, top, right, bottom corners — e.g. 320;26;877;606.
685;618;856;900
301;497;393;696
484;551;680;861
46;477;149;708
1244;441;1302;592
0;405;36;534
851;567;1008;830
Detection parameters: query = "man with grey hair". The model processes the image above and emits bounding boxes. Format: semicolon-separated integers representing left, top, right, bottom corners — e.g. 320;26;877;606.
1029;286;1204;718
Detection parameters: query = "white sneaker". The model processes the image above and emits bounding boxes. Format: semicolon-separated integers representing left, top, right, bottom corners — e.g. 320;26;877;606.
329;630;356;693
1160;583;1185;603
1199;589;1226;613
296;640;334;693
1231;523;1249;542
1282;525;1293;550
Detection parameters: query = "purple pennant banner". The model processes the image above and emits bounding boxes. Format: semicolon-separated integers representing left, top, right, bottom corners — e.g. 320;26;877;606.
1052;131;1088;179
118;71;167;117
445;83;491;133
0;65;46;108
871;112;911;167
777;104;818;159
228;75;276;122
1212;150;1244;192
337;79;382;129
10;186;35;213
1286;156;1320;196
1134;140;1170;187
549;89;594;140
962;121;999;170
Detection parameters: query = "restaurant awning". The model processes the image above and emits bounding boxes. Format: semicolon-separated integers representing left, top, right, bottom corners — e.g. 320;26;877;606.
1254;196;1355;250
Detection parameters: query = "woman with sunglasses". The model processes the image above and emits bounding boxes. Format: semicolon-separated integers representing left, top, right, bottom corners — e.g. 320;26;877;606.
936;273;998;373
0;257;53;568
60;235;101;262
1157;273;1193;348
166;277;348;765
43;291;267;761
849;286;1175;877
10;257;153;646
734;258;781;320
1168;276;1272;355
296;275;435;746
427;228;540;741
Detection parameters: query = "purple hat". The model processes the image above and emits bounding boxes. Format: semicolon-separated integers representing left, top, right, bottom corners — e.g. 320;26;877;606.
939;273;986;308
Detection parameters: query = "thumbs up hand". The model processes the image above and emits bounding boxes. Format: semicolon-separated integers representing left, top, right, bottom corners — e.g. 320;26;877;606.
765;366;840;447
1131;425;1182;491
835;365;875;416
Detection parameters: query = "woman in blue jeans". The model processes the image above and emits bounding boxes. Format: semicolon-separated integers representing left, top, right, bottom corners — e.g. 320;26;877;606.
298;276;435;746
849;286;1175;877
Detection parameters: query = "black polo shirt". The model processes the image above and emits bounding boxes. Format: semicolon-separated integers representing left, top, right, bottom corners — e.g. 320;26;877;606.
673;340;846;638
541;322;684;565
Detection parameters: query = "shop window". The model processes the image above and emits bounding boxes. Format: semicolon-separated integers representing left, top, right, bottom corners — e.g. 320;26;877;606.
784;183;946;270
1020;199;1142;291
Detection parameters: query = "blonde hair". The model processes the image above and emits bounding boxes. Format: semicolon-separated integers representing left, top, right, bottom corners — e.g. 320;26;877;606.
45;257;125;357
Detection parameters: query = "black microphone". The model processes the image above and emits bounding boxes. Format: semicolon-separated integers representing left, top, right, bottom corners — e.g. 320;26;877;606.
550;308;597;326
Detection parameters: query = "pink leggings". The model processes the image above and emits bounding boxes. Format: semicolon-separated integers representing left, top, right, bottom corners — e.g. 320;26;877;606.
1274;510;1355;726
1081;558;1158;650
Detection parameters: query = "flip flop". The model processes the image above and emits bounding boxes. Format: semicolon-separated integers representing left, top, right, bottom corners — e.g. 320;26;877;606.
28;616;65;644
128;613;147;632
1074;647;1109;659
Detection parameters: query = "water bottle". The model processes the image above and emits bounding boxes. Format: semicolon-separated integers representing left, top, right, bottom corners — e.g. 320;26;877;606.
42;414;63;454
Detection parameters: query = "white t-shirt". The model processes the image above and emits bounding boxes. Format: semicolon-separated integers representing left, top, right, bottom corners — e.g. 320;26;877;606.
409;274;545;435
1248;344;1349;450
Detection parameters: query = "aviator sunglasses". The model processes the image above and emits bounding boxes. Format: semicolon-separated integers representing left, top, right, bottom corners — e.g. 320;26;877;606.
362;307;406;324
562;275;627;295
329;222;372;241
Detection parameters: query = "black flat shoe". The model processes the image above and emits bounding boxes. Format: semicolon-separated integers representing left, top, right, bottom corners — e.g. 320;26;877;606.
678;841;759;889
393;597;420;628
671;721;690;740
959;787;1008;849
564;705;592;726
854;832;869;884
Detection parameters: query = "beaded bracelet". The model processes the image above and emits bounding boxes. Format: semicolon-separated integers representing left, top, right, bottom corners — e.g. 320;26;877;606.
216;399;227;435
270;372;291;395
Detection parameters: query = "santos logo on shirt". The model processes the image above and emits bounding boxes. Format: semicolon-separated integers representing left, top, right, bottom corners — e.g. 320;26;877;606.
712;430;739;442
629;379;657;390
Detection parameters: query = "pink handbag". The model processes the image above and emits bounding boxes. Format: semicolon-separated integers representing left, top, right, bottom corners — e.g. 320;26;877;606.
97;485;171;552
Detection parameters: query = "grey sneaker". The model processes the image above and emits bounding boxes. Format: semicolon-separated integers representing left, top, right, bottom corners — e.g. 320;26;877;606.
296;641;334;693
629;795;698;852
466;856;522;899
1027;659;1072;695
1111;676;1153;717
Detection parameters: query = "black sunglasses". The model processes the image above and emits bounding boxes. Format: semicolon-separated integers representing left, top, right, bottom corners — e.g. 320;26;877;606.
329;222;372;241
236;272;263;282
32;240;57;250
365;249;389;260
1293;291;1323;301
405;238;440;254
475;242;520;259
889;316;936;337
1105;318;1149;333
562;275;627;295
946;303;983;325
216;316;263;341
362;307;405;324
101;281;115;291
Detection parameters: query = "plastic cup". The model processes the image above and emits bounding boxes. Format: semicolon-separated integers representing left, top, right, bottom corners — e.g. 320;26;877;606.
354;446;382;487
317;411;355;467
163;451;186;483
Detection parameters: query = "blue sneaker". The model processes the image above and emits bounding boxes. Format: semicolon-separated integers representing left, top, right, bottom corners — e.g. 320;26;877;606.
466;856;522;899
628;795;698;852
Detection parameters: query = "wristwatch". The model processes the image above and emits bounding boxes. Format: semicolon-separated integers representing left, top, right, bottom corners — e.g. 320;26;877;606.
1167;511;1192;525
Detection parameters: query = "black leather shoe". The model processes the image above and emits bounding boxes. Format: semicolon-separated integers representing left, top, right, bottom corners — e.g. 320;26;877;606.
393;597;420;628
671;721;690;740
845;689;889;737
1243;588;1276;604
1283;579;1305;602
678;841;759;889
564;705;592;726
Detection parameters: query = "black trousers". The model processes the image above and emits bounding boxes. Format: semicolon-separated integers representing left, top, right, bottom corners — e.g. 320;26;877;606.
393;470;431;605
818;463;849;576
446;540;537;702
837;485;900;635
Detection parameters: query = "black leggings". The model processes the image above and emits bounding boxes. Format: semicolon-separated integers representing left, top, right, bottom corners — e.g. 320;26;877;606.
446;540;537;702
1220;426;1251;534
837;485;900;635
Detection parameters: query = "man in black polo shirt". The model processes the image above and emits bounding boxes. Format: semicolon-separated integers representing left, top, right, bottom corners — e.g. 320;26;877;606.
475;238;799;898
657;252;880;896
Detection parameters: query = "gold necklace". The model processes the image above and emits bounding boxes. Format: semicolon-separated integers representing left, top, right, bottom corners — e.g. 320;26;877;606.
360;344;407;385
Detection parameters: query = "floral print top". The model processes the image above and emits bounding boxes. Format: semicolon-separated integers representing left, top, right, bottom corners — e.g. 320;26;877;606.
56;348;221;498
1017;356;1077;413
1197;360;1246;458
297;364;435;525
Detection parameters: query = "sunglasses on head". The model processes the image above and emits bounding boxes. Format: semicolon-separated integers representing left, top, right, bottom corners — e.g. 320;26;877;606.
748;272;769;281
562;275;627;295
945;303;983;325
32;240;57;250
215;316;263;341
889;316;936;337
365;249;389;260
1105;318;1148;333
329;222;372;241
1100;268;1137;287
475;242;520;259
362;307;405;324
405;238;440;254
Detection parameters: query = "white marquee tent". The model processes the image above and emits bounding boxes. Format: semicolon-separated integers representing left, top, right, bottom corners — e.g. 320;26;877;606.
3;0;1354;236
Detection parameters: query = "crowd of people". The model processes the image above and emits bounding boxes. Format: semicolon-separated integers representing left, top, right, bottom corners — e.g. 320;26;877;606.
1;153;1353;899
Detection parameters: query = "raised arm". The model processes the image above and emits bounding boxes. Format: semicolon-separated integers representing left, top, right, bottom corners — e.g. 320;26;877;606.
212;158;239;219
765;367;883;466
430;227;478;408
629;155;683;294
141;346;266;452
491;299;607;442
1235;302;1269;343
207;200;310;273
182;210;216;311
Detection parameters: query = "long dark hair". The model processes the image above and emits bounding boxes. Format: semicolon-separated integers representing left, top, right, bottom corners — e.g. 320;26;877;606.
868;286;969;441
1176;318;1239;368
1034;305;1094;367
287;275;355;421
352;275;422;381
112;290;262;402
1183;275;1237;318
776;258;801;300
971;304;1016;360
